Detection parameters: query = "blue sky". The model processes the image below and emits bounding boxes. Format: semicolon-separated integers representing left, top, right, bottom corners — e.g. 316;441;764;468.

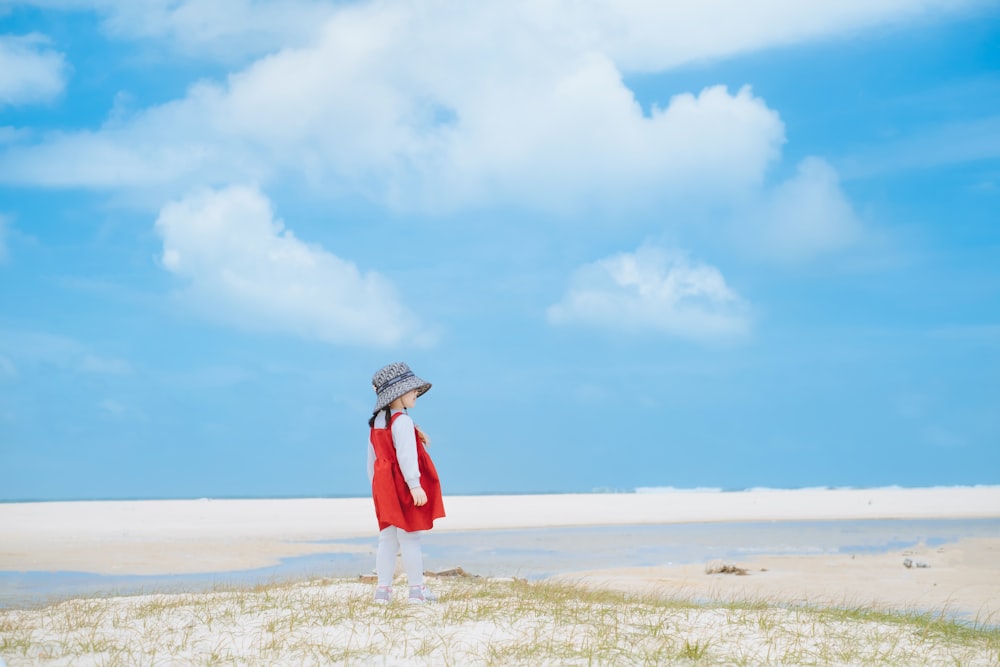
1;1;998;501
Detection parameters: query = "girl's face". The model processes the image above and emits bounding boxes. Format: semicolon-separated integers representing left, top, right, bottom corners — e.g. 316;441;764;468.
396;389;419;410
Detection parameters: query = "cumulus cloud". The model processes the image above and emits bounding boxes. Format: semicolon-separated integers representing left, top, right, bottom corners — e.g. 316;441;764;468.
154;185;429;347
3;0;972;210
0;46;784;215
737;157;863;261
0;33;67;107
547;245;750;339
437;80;782;212
1;0;981;248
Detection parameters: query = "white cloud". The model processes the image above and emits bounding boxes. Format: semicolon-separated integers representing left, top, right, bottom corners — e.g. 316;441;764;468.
15;0;334;62
435;80;782;213
547;245;750;339
737;157;863;261
0;68;784;214
0;33;67;107
3;1;976;204
1;0;983;251
24;0;982;67
595;0;988;71
154;185;429;347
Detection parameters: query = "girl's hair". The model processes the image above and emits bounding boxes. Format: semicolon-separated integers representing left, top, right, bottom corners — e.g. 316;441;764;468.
368;405;393;428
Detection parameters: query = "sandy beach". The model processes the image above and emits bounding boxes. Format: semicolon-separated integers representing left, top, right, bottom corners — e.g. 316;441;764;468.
2;487;999;664
553;535;1000;622
2;486;999;615
0;486;997;575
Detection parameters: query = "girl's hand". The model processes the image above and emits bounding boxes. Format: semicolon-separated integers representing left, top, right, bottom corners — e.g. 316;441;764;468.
411;486;428;506
416;427;431;447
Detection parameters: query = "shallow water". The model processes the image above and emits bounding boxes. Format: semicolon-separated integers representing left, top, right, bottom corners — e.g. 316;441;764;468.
2;518;999;608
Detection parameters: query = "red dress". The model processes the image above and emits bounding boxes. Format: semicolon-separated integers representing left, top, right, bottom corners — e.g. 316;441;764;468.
370;412;445;532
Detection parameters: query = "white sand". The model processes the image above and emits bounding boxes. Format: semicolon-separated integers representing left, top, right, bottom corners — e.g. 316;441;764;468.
553;536;1000;623
2;486;998;575
5;577;998;666
2;487;999;665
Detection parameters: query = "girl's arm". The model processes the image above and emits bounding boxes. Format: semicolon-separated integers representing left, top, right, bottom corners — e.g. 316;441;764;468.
366;440;376;483
391;412;421;490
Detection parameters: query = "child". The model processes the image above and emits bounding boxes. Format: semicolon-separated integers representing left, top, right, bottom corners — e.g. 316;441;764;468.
367;362;445;604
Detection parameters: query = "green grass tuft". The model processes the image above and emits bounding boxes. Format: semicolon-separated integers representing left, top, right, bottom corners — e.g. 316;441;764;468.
0;576;996;666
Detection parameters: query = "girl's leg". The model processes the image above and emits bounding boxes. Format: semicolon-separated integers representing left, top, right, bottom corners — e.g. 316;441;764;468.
397;529;424;587
376;526;400;587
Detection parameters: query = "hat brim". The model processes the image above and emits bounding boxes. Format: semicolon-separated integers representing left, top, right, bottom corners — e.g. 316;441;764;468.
373;376;431;413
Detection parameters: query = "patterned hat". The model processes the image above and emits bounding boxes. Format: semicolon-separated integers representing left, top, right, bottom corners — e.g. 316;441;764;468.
371;362;432;413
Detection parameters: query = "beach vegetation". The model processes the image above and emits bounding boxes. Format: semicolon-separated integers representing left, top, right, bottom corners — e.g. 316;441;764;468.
679;637;711;661
0;576;997;666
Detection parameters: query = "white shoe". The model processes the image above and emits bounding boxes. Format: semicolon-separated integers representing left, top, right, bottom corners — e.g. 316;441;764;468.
373;586;392;604
408;585;438;604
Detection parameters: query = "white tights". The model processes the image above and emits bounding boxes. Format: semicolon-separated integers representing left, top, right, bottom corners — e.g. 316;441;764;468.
376;526;424;588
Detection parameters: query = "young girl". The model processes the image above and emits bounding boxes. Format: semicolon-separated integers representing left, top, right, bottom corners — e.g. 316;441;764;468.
367;362;445;604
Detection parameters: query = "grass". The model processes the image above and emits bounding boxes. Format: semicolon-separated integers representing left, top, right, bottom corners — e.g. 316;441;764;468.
0;576;997;666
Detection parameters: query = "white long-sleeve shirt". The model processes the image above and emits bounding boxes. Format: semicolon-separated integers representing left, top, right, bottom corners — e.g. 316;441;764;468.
367;410;421;489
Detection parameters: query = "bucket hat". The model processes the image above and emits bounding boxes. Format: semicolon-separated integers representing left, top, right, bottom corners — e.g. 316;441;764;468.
372;362;431;413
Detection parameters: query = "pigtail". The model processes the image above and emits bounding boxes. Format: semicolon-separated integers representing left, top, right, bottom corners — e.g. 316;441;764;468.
368;405;393;429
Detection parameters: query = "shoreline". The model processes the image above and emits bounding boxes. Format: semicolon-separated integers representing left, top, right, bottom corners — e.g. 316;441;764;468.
6;517;998;607
553;534;1000;624
2;486;999;576
2;486;998;620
